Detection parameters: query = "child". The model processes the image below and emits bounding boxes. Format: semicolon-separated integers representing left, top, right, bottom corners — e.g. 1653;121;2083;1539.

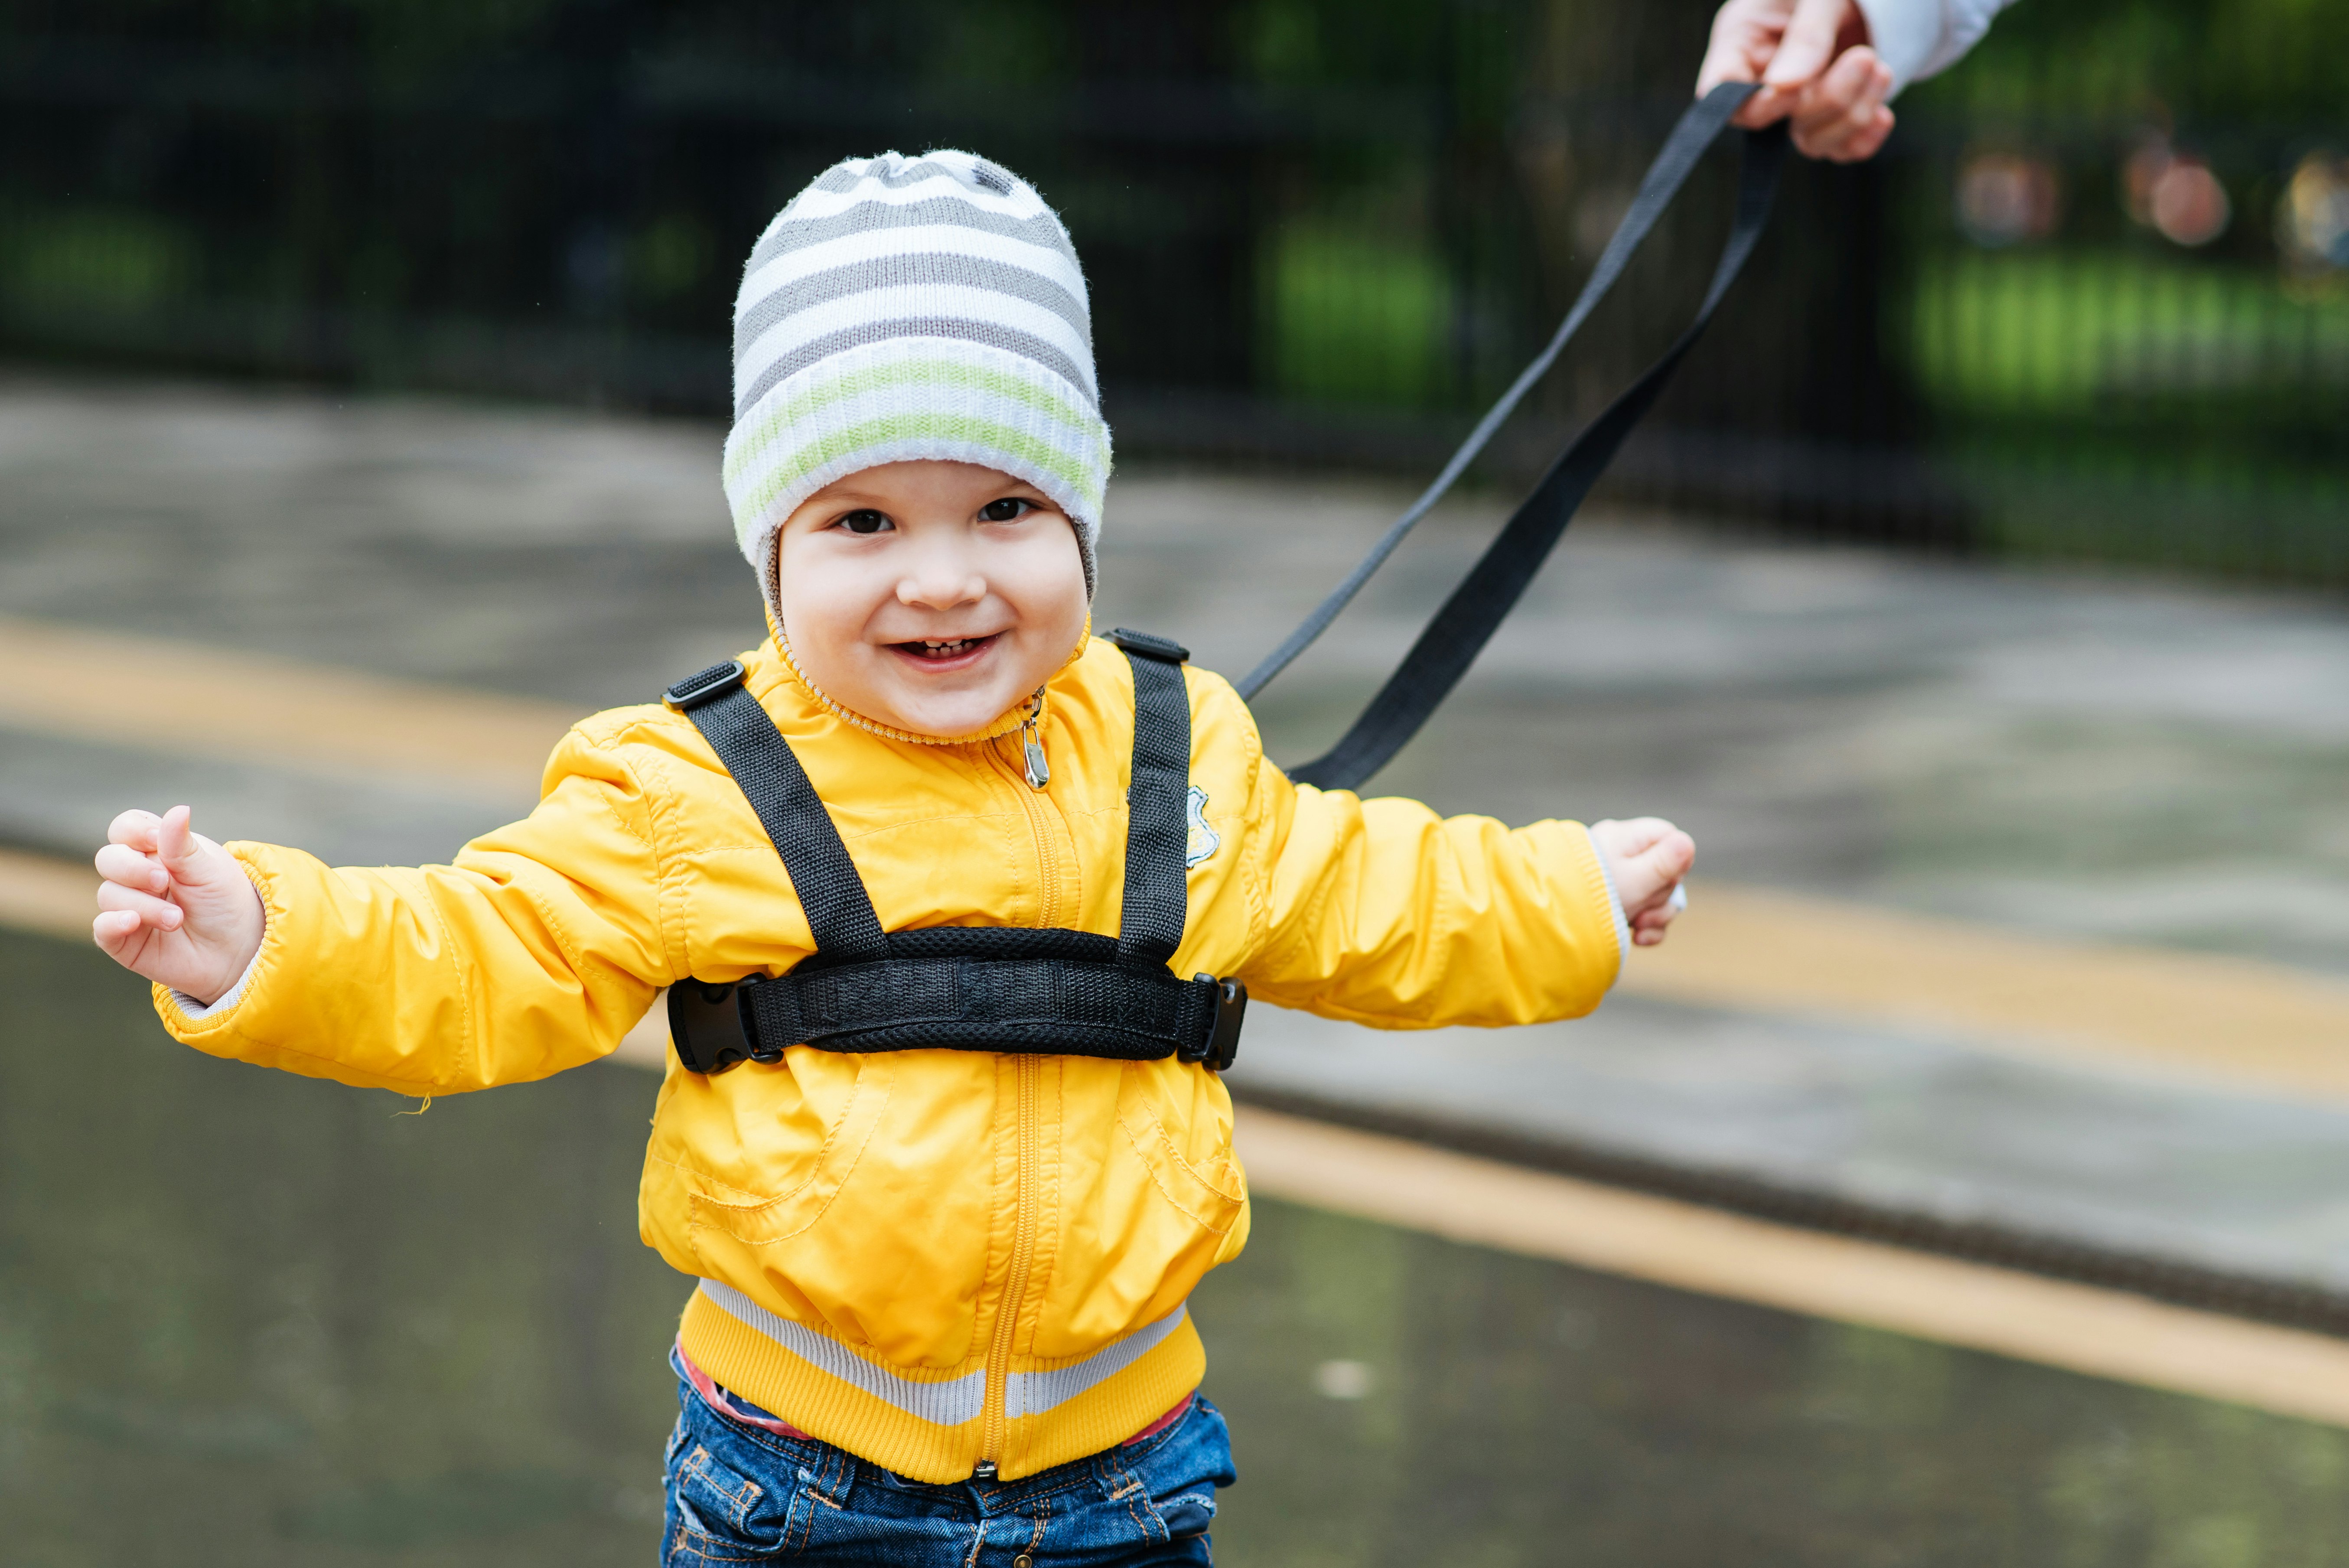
92;150;1694;1566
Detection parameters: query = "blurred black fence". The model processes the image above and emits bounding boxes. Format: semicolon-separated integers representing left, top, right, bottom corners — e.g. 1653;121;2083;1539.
2;0;2344;581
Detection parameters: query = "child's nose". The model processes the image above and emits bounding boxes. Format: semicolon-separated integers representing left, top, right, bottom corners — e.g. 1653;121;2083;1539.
896;568;987;610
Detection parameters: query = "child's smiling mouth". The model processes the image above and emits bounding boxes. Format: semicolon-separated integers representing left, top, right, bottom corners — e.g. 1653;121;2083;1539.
891;633;1002;670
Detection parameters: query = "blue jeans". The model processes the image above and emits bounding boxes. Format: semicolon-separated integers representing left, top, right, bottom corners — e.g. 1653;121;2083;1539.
661;1374;1235;1566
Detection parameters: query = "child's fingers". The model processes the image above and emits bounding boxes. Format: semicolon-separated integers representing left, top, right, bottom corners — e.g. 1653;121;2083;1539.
1630;884;1688;946
157;804;197;871
92;908;149;956
95;841;169;895
108;807;165;851
97;879;185;931
1591;816;1678;857
1632;828;1697;885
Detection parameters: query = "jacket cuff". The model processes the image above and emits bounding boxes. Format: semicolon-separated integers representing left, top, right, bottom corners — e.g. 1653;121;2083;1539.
171;908;268;1019
155;845;282;1037
1583;826;1634;987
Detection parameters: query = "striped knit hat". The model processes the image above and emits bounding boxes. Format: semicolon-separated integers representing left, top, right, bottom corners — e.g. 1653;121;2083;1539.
722;149;1111;618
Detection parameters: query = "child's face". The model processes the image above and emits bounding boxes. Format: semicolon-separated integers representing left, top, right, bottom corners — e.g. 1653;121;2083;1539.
773;460;1089;738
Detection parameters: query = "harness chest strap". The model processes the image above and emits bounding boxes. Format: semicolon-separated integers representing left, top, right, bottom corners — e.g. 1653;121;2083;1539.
657;631;1245;1074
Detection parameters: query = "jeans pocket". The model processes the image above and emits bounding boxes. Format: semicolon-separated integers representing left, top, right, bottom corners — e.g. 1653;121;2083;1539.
665;1430;793;1565
1123;1396;1238;1546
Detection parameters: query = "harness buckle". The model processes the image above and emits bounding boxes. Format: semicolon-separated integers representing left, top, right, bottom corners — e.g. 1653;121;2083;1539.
1183;975;1246;1071
664;660;748;711
666;978;778;1074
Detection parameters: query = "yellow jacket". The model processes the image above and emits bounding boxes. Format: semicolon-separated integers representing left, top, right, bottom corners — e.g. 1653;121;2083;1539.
158;635;1622;1481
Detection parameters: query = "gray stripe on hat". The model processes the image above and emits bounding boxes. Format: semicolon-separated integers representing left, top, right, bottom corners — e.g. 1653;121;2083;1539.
734;317;1099;421
807;156;1007;197
734;253;1091;367
745;197;1077;281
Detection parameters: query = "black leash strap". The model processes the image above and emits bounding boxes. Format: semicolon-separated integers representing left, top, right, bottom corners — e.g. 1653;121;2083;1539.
1242;84;1784;791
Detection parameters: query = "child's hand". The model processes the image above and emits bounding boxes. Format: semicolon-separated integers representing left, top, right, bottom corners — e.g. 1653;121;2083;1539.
92;805;266;1005
1590;817;1695;948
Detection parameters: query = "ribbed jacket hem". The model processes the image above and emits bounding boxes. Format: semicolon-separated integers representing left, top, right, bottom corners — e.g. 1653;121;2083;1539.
678;1282;1206;1484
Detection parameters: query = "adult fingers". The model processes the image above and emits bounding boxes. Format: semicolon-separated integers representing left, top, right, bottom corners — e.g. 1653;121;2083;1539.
1792;50;1893;159
1728;0;1854;127
1698;0;1788;91
95;841;168;894
97;878;185;931
1807;104;1895;162
1763;0;1853;85
1795;100;1895;161
108;807;164;850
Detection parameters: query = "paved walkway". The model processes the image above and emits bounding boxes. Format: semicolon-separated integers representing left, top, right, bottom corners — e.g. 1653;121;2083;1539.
6;373;2348;1311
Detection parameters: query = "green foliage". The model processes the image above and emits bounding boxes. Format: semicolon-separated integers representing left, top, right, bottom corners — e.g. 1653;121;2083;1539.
1909;249;2349;416
1910;0;2349;123
1262;222;1451;407
0;207;193;312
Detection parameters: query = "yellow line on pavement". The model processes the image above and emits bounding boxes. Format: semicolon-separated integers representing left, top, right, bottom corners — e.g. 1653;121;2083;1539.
1234;1106;2349;1431
1623;884;2349;1106
0;615;577;803
0;846;97;940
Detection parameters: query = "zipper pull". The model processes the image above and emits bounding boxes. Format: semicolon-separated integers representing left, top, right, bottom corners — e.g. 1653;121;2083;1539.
1019;696;1049;791
972;1459;998;1481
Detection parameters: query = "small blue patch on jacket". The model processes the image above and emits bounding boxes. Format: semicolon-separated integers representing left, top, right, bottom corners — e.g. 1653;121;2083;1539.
1184;786;1220;868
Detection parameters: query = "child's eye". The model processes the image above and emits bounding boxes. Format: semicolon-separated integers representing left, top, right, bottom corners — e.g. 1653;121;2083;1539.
977;498;1033;522
834;510;892;535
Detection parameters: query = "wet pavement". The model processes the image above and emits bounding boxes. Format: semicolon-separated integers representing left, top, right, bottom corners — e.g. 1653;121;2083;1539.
9;929;2349;1568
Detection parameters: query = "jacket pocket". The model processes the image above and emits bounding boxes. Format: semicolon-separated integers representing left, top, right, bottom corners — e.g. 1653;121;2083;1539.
686;1055;895;1247
1114;1062;1247;1237
686;1054;998;1369
1031;1060;1246;1357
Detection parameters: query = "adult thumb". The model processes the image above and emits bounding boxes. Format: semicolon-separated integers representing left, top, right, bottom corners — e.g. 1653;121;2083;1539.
1763;0;1848;85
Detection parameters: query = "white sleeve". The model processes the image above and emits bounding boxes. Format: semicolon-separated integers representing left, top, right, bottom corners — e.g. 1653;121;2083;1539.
1854;0;2020;91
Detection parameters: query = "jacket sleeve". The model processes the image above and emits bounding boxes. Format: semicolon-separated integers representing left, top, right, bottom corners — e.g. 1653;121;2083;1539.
1234;755;1625;1030
1855;0;2018;90
153;723;677;1095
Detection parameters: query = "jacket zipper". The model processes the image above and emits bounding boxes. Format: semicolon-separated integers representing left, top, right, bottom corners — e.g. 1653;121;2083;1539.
981;1054;1040;1469
977;727;1059;1470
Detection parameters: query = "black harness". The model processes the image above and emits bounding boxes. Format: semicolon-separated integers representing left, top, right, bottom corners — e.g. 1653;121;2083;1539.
659;628;1245;1076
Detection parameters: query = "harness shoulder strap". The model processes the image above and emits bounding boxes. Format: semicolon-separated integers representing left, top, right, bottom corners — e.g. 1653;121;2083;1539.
1105;630;1192;968
666;643;1196;967
663;661;888;963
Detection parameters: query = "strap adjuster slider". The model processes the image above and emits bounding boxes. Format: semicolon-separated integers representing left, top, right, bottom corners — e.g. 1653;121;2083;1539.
665;660;748;711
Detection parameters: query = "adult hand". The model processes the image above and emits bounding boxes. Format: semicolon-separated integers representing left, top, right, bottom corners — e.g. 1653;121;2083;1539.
93;804;266;1005
1698;0;1897;163
1589;817;1695;948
